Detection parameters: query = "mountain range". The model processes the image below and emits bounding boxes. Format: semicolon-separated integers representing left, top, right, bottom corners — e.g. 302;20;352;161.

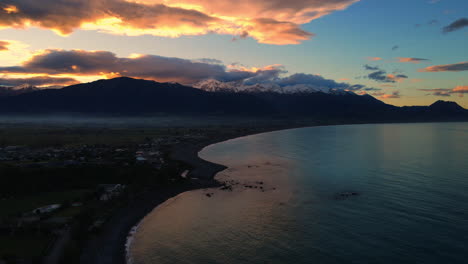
0;85;39;97
0;77;466;122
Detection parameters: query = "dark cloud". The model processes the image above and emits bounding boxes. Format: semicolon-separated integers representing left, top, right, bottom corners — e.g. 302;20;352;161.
195;71;377;94
0;76;78;87
364;64;380;71
367;70;408;83
418;88;451;97
242;73;377;93
433;91;451;96
193;58;224;64
0;47;377;94
0;49;280;84
0;40;9;51
274;73;350;89
362;65;408;83
442;18;468;33
362;87;382;91
419;61;468;72
367;71;390;82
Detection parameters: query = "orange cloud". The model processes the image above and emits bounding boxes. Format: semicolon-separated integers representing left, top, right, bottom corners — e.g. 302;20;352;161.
397;57;429;63
386;74;407;83
0;40;10;51
0;0;360;45
419;62;468;72
2;5;18;14
367;57;383;61
453;85;468;93
379;91;401;99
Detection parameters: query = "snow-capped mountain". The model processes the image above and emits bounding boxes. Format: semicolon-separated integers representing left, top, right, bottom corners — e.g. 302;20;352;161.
192;79;354;95
0;85;39;97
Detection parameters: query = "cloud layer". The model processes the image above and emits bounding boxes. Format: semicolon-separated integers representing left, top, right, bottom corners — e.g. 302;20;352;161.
0;48;377;94
0;49;278;84
418;86;468;97
419;62;468;72
0;0;359;45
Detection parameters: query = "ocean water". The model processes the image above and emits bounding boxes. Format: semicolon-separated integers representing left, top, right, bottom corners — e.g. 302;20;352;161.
129;123;468;264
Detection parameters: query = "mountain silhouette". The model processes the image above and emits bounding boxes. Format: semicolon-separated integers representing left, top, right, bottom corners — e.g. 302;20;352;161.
0;77;466;121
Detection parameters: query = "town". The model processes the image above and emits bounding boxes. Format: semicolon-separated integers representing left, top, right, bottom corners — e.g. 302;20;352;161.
0;124;279;264
0;127;213;264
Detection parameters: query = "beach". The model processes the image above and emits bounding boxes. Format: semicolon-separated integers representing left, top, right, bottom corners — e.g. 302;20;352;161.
124;123;468;264
79;124;301;264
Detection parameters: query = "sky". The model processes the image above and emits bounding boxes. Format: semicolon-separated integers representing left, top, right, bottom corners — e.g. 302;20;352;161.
0;0;467;107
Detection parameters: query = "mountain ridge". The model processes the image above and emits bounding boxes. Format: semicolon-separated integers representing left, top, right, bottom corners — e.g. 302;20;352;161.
0;77;466;122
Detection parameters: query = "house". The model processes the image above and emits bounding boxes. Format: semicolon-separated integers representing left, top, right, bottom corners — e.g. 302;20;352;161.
32;204;61;214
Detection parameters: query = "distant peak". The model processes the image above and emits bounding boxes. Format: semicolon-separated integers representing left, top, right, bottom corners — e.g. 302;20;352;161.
430;100;466;111
431;100;460;106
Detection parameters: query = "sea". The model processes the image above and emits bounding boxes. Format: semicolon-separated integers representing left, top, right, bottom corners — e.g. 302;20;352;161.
128;123;468;264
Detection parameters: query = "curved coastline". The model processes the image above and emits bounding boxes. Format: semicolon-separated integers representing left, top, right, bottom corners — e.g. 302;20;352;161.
79;124;308;264
124;126;310;263
81;121;461;264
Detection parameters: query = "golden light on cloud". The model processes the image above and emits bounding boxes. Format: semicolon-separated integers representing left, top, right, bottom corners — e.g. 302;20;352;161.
0;40;32;66
2;5;19;14
0;0;360;45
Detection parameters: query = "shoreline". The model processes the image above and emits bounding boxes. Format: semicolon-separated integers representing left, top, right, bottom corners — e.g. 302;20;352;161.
80;120;468;264
79;124;303;264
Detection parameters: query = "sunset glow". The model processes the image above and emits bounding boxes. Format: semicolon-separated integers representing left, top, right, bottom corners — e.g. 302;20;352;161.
0;0;466;107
